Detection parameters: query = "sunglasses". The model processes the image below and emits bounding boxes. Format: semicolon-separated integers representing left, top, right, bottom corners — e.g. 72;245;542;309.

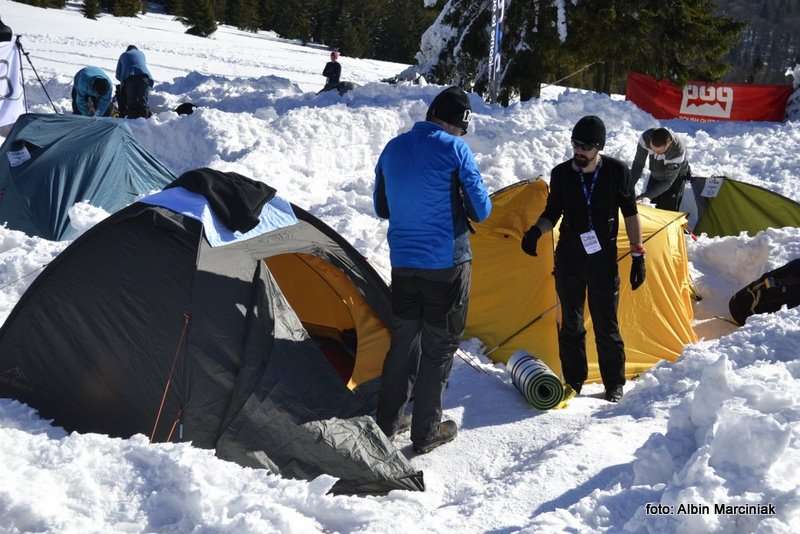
571;140;598;151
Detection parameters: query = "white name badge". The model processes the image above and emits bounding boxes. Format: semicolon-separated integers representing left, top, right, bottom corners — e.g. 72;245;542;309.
7;147;31;168
580;230;602;254
701;176;724;198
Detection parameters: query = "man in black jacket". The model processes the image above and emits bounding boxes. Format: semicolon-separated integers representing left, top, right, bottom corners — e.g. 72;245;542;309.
322;50;342;92
521;116;646;402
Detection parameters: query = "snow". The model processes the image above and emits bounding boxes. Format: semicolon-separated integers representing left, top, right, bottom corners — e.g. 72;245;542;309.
414;1;459;77
787;65;800;90
689;228;800;340
556;0;569;42
1;1;800;532
786;65;800;121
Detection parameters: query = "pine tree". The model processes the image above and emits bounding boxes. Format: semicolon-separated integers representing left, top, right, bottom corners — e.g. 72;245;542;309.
564;0;655;94
113;0;141;17
257;0;269;30
374;0;438;63
308;0;333;44
83;0;100;19
653;0;744;83
267;0;311;42
413;0;567;102
225;0;241;27
415;0;744;101
501;0;567;101
237;0;260;32
216;0;228;23
183;0;218;37
164;0;184;16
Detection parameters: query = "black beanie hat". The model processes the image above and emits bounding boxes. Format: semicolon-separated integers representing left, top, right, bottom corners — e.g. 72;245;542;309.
571;115;606;149
426;86;472;134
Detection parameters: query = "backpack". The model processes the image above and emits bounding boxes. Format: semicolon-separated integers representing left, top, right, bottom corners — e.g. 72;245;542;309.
729;259;800;325
119;74;152;119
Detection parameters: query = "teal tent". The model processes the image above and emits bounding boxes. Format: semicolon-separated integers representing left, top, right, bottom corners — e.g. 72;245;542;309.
0;113;174;240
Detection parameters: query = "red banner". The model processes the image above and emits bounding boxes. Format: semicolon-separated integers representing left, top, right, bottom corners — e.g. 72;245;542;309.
625;71;792;122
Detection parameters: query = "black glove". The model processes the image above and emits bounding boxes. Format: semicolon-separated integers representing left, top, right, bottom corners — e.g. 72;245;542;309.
630;254;646;290
521;226;542;256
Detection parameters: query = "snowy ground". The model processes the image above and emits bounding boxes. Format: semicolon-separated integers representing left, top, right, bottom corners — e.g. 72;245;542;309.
1;2;799;532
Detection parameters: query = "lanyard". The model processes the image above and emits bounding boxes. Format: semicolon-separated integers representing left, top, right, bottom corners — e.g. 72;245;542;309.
579;165;601;230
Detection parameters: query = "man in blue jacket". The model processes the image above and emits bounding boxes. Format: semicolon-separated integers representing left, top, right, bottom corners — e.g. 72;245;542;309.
373;86;492;454
71;67;113;117
115;45;154;119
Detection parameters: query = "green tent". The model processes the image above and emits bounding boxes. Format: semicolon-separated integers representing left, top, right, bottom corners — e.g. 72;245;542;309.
691;176;800;237
0;113;174;240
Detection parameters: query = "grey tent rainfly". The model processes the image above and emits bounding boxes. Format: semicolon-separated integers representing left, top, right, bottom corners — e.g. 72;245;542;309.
0;168;424;495
0;113;175;240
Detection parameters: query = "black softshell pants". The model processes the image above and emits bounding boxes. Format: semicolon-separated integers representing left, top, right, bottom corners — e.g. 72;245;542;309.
118;74;152;119
652;168;691;211
376;262;471;446
555;245;626;390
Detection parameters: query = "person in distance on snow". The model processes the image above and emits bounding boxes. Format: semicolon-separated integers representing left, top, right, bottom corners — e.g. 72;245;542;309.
520;115;645;403
373;87;492;454
630;127;691;211
322;49;342;92
115;45;154;119
71;66;113;117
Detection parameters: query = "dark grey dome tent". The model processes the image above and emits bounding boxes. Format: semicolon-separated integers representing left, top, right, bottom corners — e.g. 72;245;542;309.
0;168;423;495
0;113;175;240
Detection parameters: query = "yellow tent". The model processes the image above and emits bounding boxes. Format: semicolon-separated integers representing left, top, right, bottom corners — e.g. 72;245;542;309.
266;253;390;390
465;179;696;383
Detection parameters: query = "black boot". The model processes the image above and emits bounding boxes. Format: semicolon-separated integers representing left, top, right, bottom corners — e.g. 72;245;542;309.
413;420;457;454
605;384;624;402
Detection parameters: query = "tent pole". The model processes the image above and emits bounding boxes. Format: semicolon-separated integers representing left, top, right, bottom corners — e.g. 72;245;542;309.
485;304;559;355
150;312;191;443
15;35;27;113
15;35;59;114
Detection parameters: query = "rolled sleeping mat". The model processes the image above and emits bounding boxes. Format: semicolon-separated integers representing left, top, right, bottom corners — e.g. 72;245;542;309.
507;350;564;410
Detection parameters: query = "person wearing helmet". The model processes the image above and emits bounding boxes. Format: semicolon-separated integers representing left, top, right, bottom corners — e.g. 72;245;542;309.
373;86;492;454
322;49;342;92
520;115;645;403
72;66;113;117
